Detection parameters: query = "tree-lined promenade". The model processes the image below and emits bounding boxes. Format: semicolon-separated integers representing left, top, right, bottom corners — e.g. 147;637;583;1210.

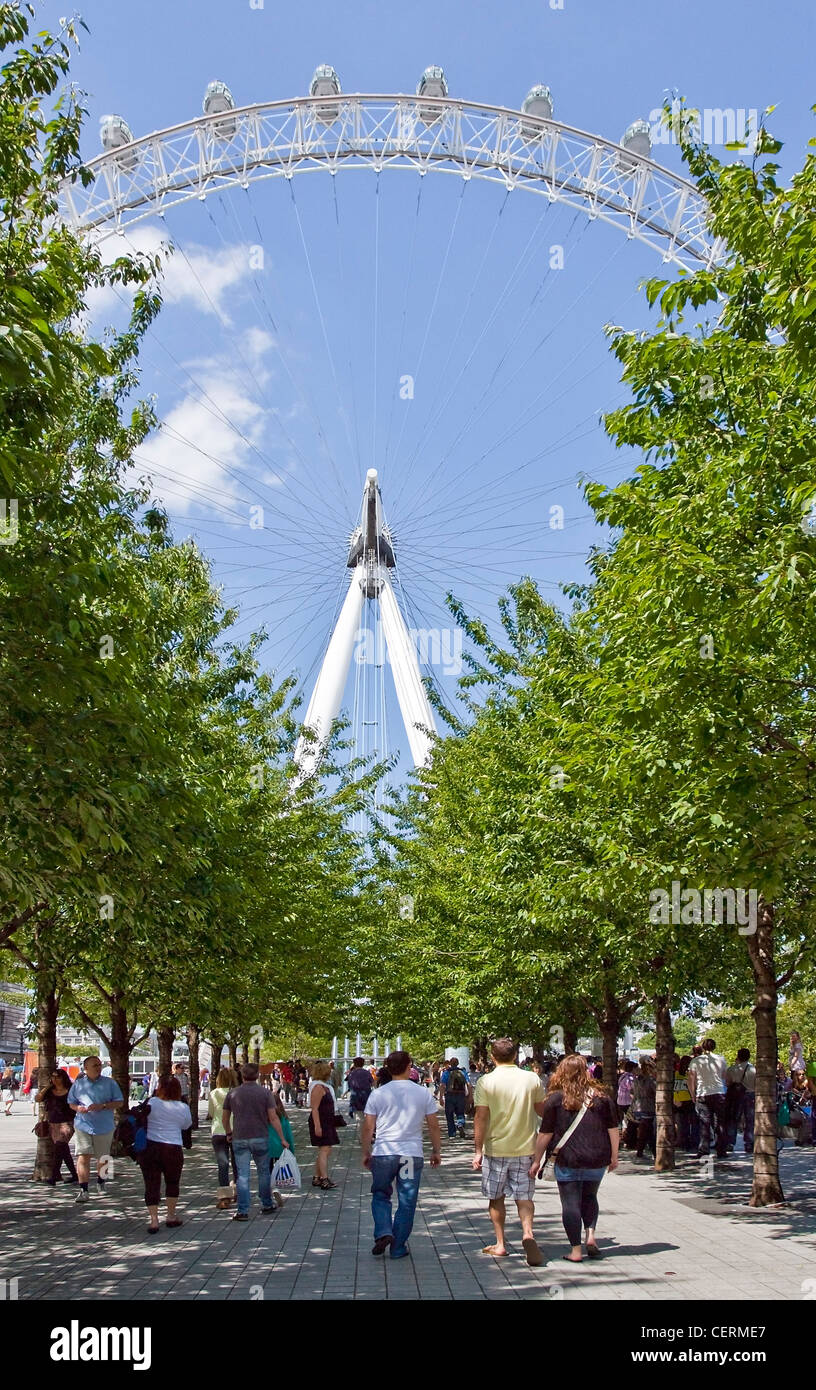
2;2;816;1220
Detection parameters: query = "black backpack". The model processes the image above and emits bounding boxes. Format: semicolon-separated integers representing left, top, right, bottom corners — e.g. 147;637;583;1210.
113;1101;151;1160
447;1067;466;1094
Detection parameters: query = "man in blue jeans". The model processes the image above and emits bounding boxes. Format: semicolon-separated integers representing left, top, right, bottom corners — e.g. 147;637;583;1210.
223;1064;289;1220
361;1050;441;1260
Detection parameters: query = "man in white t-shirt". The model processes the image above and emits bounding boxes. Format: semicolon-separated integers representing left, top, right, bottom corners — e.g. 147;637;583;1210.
688;1038;728;1158
361;1050;442;1261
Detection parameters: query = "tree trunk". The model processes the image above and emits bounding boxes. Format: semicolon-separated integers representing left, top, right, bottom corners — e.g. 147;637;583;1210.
241;1039;250;1066
599;1010;620;1098
209;1036;224;1077
228;1040;238;1070
654;994;676;1172
157;1026;175;1075
32;972;59;1181
186;1024;200;1130
564;1028;578;1056
252;1038;261;1066
748;902;784;1206
108;999;131;1119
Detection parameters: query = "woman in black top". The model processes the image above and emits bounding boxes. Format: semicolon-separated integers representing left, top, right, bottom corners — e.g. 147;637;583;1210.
531;1054;619;1263
35;1068;78;1185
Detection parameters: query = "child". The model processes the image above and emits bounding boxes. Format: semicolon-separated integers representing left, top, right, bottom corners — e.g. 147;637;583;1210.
267;1094;295;1206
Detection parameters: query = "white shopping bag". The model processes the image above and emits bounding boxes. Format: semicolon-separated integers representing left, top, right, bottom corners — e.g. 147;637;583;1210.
271;1150;301;1190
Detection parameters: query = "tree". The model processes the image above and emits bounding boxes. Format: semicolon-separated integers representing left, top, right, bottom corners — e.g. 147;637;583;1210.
582;102;816;1203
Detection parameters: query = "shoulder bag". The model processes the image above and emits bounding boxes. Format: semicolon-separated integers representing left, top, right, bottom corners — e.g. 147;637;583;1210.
538;1100;590;1181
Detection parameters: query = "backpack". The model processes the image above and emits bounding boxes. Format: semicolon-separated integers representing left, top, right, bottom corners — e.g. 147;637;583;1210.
113;1101;151;1161
447;1067;466;1094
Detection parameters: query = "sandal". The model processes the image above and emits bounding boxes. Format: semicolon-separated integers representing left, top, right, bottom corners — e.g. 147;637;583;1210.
311;1177;322;1187
318;1178;336;1190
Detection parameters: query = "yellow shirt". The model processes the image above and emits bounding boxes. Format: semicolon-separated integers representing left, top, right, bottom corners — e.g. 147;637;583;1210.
474;1065;545;1157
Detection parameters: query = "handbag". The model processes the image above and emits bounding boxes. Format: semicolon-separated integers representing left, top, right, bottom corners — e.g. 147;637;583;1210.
538;1101;590;1181
333;1112;347;1128
33;1119;50;1138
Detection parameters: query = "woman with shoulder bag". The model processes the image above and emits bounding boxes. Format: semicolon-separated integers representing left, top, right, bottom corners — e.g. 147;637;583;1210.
36;1068;78;1185
308;1060;340;1190
139;1076;192;1233
530;1054;619;1263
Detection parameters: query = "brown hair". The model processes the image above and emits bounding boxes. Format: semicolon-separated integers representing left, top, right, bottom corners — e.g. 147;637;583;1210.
216;1068;236;1089
548;1053;608;1111
310;1060;332;1082
157;1077;182;1101
385;1051;411;1074
490;1038;518;1064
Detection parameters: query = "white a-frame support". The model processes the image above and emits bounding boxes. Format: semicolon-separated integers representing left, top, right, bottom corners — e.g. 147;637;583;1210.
294;469;436;778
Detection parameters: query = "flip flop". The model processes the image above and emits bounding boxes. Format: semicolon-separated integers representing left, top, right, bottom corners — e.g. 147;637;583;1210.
585;1243;602;1259
522;1237;543;1266
481;1245;509;1257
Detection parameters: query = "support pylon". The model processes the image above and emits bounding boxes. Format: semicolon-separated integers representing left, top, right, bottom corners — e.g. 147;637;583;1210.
294;469;436;777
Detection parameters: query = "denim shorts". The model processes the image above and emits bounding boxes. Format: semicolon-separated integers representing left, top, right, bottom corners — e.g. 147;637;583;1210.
553;1164;606;1183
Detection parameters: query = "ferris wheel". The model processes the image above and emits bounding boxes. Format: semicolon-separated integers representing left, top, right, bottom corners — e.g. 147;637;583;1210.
61;68;723;796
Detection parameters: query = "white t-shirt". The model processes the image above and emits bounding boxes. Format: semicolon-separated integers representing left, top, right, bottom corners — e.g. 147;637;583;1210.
146;1098;193;1145
688;1053;727;1097
364;1079;438;1157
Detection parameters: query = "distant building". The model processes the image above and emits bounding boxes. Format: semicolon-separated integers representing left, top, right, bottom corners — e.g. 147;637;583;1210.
0;984;27;1062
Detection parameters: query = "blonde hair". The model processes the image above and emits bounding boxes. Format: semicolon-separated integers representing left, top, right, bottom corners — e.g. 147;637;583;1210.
216;1067;238;1089
310;1060;332;1082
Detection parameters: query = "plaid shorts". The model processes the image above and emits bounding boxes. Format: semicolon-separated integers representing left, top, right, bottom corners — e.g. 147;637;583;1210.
481;1153;536;1201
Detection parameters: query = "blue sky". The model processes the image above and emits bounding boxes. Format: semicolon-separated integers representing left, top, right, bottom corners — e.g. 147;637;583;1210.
37;0;816;787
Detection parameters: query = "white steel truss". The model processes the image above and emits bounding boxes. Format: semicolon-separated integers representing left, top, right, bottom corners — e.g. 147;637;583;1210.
59;94;725;269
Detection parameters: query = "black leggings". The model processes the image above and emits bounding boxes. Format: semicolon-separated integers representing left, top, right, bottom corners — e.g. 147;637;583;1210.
51;1139;77;1182
556;1178;602;1246
141;1140;184;1206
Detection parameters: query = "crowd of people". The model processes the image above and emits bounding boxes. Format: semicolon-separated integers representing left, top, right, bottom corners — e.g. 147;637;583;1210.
17;1028;814;1262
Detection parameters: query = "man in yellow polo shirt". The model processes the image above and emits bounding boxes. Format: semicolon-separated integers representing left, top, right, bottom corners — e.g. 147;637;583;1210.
472;1038;546;1265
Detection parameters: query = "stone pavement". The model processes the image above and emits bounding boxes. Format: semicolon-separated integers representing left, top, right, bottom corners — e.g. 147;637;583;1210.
0;1101;814;1300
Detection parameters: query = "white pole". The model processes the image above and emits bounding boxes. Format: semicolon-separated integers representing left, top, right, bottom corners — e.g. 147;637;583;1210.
356;1032;362;1058
397;1034;403;1050
379;575;436;767
373;1036;378;1065
294;575;364;777
331;1036;337;1062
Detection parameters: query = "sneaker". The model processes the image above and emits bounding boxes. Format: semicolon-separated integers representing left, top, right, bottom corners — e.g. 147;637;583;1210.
372;1235;393;1256
97;1183;108;1197
272;1189;285;1209
231;1212;249;1221
260;1207;276;1215
75;1188;89;1203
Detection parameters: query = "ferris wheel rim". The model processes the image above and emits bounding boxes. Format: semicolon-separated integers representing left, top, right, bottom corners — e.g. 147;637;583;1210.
60;93;725;269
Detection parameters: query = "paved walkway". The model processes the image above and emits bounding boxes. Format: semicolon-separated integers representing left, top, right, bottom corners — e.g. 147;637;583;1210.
0;1103;813;1300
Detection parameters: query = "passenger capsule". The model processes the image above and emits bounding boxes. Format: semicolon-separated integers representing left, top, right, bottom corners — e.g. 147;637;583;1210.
310;64;341;124
99;113;138;171
619;119;652;173
416;65;449;122
521;85;553;140
203;80;237;139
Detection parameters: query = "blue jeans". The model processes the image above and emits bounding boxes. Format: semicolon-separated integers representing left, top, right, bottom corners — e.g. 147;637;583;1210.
232;1137;272;1214
370;1155;424;1256
445;1093;466;1136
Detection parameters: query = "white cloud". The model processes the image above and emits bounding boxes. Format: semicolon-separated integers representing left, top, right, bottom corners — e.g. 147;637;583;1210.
134;372;265;517
132;328;286;514
85;222;255;324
